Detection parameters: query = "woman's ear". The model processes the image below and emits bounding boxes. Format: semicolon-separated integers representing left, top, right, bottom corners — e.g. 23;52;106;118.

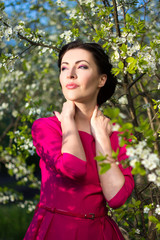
98;74;107;88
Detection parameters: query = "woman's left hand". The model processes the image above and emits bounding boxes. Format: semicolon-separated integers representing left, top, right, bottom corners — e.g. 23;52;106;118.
90;106;112;138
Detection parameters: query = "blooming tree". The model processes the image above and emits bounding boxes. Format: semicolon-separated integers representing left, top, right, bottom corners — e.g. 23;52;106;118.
0;0;160;239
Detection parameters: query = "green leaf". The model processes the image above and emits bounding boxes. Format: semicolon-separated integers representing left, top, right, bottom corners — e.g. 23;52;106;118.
94;154;106;162
112;148;119;159
155;223;160;232
148;216;159;224
99;163;111;174
103;107;120;119
120;44;127;53
112;68;120;76
119;122;133;131
126;57;136;63
126;13;131;22
131;162;146;176
118;61;124;69
132;197;136;205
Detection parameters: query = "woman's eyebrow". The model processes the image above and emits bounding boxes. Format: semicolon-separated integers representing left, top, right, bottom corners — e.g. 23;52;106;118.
61;60;90;65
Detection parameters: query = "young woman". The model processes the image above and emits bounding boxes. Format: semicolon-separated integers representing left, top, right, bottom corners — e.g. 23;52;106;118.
24;40;134;240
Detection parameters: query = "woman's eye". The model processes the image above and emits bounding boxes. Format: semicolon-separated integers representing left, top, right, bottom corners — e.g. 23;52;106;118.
78;65;88;69
61;67;67;71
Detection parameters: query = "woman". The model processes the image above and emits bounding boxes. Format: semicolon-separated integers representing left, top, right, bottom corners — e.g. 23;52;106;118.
24;40;134;240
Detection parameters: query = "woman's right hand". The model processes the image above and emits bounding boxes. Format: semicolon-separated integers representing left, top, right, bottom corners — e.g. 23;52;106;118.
54;100;75;122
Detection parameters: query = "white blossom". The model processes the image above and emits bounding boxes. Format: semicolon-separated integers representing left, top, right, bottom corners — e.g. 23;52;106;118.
138;141;147;148
13;25;24;33
80;0;95;7
25;102;30;108
41;47;48;53
1;102;9;109
67;9;77;19
130;159;139;168
10;195;15;202
148;153;159;165
142;159;157;170
121;32;127;38
135;229;140;234
119;113;126;119
14;130;20;135
140;148;151;159
156;169;160;176
13;168;18;174
136;147;143;156
56;0;66;7
127;33;135;43
144;206;150;214
28;149;35;156
155;205;160;215
112;123;120;132
12;110;18;117
118;96;128;105
60;30;72;43
116;37;126;44
36;109;41;115
5;27;12;37
126;147;136;157
148;173;157;182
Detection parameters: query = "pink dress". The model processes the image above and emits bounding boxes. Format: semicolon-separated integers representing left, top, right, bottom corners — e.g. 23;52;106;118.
24;116;134;240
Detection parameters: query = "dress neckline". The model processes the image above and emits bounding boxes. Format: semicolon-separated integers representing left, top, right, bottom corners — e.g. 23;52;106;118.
78;130;94;139
53;115;94;138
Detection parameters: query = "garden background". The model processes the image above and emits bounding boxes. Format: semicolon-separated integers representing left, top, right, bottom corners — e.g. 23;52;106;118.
0;0;160;239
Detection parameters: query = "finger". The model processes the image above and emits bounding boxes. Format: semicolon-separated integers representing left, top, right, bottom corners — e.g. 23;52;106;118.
97;109;103;116
107;121;112;135
66;100;75;106
92;105;98;118
54;111;61;122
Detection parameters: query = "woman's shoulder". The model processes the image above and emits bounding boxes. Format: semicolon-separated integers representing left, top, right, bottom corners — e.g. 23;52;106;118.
32;115;61;132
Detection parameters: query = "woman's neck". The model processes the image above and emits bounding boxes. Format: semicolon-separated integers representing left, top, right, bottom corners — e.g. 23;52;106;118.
74;101;96;133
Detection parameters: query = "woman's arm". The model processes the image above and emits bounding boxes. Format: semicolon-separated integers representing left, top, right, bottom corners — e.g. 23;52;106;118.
91;106;125;201
31;115;87;180
55;100;86;162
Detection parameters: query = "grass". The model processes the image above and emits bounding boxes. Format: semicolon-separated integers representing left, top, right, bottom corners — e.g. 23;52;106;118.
0;204;33;240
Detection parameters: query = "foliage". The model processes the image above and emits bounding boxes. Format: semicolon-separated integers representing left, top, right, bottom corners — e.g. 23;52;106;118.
0;0;160;239
0;204;33;240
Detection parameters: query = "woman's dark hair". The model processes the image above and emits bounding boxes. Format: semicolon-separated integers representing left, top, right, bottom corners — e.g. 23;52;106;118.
58;40;117;106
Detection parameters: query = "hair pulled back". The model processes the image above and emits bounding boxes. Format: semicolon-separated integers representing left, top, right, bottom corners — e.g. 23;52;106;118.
58;40;117;106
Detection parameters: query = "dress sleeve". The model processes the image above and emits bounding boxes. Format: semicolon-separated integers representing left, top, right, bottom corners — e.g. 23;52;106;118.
107;131;134;209
31;117;87;180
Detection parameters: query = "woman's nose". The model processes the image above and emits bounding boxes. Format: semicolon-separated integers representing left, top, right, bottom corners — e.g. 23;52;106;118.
67;68;77;79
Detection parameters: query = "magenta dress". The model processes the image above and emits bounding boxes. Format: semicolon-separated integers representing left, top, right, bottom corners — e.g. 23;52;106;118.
24;116;134;240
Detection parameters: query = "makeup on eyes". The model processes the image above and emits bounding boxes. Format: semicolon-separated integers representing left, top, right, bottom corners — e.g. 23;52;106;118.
61;60;90;69
61;64;88;72
78;65;88;69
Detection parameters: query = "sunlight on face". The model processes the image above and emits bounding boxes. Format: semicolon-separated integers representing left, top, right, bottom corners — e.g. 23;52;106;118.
59;48;106;104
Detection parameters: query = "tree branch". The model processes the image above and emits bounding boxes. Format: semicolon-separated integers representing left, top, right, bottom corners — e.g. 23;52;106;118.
134;184;148;238
75;0;95;31
0;120;14;143
127;73;145;90
1;19;60;52
130;0;151;15
17;32;60;52
112;0;121;37
138;182;152;195
104;0;111;7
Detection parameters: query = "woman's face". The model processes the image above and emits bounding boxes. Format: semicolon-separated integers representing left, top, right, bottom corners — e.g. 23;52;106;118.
59;48;107;104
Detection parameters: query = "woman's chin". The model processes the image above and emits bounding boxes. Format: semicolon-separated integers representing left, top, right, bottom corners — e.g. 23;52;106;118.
63;95;80;102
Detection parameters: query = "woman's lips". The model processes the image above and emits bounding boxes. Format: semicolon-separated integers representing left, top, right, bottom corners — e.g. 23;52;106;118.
66;83;79;89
